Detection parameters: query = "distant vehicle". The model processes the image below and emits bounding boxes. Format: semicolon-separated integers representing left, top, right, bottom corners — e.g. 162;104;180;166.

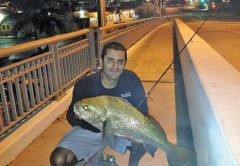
209;1;217;11
195;1;208;9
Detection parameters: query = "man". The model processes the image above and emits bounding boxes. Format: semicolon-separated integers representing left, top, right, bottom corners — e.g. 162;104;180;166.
50;42;148;166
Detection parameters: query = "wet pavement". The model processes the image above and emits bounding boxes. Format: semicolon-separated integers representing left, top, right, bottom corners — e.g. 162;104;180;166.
8;22;195;166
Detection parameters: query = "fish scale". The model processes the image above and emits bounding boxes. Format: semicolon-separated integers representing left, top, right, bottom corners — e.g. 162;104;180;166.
102;96;167;147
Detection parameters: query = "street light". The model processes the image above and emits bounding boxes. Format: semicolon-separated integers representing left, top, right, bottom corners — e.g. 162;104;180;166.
0;13;6;23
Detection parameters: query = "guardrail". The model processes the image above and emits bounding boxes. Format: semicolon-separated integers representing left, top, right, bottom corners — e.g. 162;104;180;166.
174;19;240;165
0;29;95;136
0;17;162;138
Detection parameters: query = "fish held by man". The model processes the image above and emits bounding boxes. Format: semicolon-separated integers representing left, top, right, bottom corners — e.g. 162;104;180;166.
73;95;195;166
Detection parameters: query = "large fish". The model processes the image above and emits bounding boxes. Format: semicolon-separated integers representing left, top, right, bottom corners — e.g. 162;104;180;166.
73;95;195;166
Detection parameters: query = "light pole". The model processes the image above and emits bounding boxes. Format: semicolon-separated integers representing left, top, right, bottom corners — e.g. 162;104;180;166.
0;13;6;23
97;0;106;27
68;0;72;20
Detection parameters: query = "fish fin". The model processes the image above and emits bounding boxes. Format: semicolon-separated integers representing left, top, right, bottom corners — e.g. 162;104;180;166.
102;120;107;144
118;97;129;103
117;97;135;107
115;96;130;104
166;145;196;166
142;144;157;157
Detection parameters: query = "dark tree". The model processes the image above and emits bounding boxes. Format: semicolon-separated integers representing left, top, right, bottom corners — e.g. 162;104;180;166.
9;0;67;39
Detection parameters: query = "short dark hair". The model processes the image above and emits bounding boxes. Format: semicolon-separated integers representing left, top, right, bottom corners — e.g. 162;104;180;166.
101;42;127;61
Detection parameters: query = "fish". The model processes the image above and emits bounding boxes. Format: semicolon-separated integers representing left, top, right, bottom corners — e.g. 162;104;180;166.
73;95;195;166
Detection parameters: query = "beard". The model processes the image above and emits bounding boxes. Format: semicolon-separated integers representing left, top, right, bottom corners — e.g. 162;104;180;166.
104;68;123;80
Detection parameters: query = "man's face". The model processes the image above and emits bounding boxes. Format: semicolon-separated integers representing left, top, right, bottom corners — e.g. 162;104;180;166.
102;48;126;81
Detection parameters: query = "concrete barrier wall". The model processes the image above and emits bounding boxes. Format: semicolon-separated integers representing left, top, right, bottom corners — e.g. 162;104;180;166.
174;19;240;166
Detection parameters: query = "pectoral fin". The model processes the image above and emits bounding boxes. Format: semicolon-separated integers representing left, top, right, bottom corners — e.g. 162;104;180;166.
102;120;107;144
143;144;157;157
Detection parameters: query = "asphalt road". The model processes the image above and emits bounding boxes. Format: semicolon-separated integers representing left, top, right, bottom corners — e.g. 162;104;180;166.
0;37;33;48
165;7;240;72
186;21;240;72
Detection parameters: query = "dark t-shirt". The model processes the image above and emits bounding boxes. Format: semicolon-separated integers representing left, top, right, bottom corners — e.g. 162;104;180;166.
67;69;148;133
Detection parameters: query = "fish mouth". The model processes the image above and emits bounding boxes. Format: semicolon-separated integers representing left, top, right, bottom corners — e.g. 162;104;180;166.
73;106;84;118
73;104;93;122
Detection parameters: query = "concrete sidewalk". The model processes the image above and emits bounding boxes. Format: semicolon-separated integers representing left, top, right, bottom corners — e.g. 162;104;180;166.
9;22;195;166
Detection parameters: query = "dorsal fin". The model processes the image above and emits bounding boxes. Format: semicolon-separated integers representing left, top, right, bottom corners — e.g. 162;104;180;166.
118;96;129;103
114;96;134;107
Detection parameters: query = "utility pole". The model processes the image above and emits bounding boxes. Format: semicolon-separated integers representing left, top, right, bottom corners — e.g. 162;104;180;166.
97;0;106;27
68;0;72;20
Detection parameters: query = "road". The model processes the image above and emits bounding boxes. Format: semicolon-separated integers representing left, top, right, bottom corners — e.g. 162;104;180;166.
185;20;240;73
0;37;34;48
0;37;35;67
165;7;240;72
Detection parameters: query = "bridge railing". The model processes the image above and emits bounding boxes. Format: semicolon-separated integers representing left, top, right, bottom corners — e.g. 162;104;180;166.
0;29;95;136
97;17;162;61
0;17;162;138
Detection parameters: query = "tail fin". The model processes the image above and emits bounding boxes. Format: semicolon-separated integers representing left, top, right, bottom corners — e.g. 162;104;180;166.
166;145;196;166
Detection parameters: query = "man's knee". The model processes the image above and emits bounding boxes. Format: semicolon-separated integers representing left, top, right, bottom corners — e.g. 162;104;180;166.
50;147;78;166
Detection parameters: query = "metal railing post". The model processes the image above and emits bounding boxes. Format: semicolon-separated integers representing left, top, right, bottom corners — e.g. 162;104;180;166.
88;28;96;69
96;28;102;68
0;84;10;126
50;44;63;98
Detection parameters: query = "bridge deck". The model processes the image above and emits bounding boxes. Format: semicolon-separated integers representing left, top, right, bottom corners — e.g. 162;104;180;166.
9;22;195;166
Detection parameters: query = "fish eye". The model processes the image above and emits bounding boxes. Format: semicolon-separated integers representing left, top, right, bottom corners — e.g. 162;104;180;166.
82;105;88;110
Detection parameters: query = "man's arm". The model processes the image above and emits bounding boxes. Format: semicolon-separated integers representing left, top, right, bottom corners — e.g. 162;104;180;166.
66;77;101;132
67;80;84;126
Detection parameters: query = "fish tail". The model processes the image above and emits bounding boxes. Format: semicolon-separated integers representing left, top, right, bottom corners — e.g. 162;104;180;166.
166;144;196;166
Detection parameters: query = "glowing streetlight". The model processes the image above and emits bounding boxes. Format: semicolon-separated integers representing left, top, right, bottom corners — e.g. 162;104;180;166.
0;13;6;23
